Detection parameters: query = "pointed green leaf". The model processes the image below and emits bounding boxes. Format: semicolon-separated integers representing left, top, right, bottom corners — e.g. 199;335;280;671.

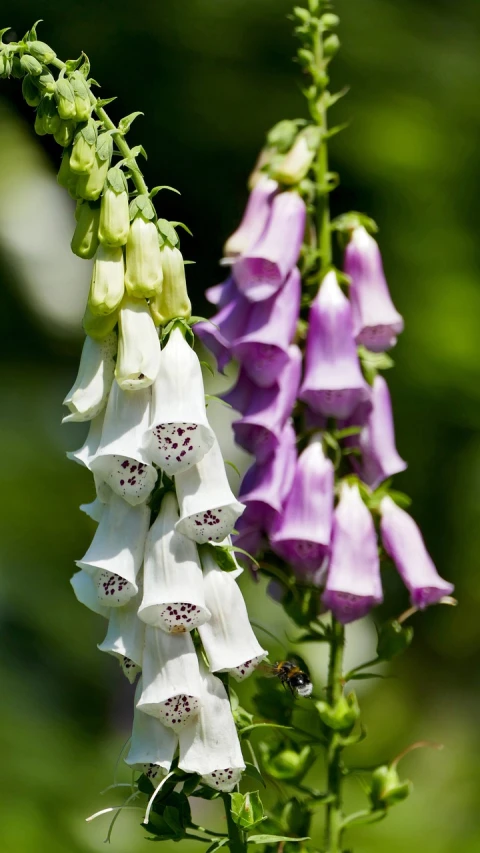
96;96;119;109
224;460;241;478
129;143;147;160
118;111;144;135
150;185;181;197
129;193;155;221
247;835;310;845
205;839;229;853
107;166;128;194
96;131;113;162
157;218;179;246
65;55;83;74
244;763;266;788
169;221;193;236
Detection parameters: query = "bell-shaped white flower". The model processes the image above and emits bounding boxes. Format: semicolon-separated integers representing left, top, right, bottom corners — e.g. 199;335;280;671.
90;382;157;505
79;494;107;523
137;627;202;731
115;297;161;391
178;663;245;792
98;590;145;682
138;492;210;633
125;680;178;782
77;493;150;607
62;332;117;423
67;411;104;470
198;551;266;680
147;327;215;475
88;244;125;315
175;439;245;544
70;569;109;618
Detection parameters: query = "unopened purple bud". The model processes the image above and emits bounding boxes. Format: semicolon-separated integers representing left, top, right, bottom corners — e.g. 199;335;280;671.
357;376;406;489
239;421;297;530
232;345;302;463
300;271;369;419
270;437;334;577
223;177;278;260
195;282;251;372
322;483;382;623
344;227;404;352
234;192;306;302
380;496;454;608
232;268;301;388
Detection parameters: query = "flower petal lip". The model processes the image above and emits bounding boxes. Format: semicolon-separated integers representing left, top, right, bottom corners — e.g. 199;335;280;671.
205;277;237;308
62;331;117;422
115;297;161;390
233;191;306;301
223;175;278;260
345;226;404;352
70;569;110;617
195;283;252;373
380;496;454;608
67;411;105;470
126;679;178;772
98;590;145;673
354;375;407;489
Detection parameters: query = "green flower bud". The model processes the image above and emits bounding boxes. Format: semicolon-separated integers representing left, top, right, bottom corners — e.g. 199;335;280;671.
99;187;130;247
0;53;13;78
324;34;340;58
20;54;42;76
11;56;24;79
54;119;76;148
259;742;314;782
27;41;56;64
230;792;265;830
34;111;46;136
376;620;414;662
42;93;61;134
273;126;321;186
70;120;97;174
369;765;412;810
316;692;360;732
83;303;119;340
88;245;125;315
22;74;41;107
55;77;76;121
70;72;92;121
321;13;340;28
124;215;163;299
150;245;191;326
34;70;56;93
76;152;110;201
71;202;100;259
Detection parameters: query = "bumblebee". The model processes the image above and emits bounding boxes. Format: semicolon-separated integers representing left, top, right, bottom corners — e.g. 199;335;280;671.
265;660;313;698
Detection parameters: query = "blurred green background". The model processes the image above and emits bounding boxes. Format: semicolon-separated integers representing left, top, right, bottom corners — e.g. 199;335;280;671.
1;0;479;850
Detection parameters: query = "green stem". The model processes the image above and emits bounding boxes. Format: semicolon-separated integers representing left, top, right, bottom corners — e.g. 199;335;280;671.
313;21;332;270
324;617;345;853
221;793;247;853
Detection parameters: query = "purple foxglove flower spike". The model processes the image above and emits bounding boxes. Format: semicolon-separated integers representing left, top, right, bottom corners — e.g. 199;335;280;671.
380;496;454;608
234;192;306;301
205;277;237;307
223;176;278;260
239;420;297;531
356;375;407;489
270;436;334;577
232;344;302;464
322;482;383;624
344;226;404;352
232;267;301;387
125;679;177;780
98;590;145;683
300;271;370;419
195;282;252;373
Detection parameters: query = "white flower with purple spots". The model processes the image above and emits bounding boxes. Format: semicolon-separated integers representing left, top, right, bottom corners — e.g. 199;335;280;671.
97;590;145;682
70;569;109;618
63;332;117;423
125;680;178;777
115;297;161;390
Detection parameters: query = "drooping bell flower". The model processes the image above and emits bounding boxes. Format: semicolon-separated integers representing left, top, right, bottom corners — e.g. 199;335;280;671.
88;244;125;315
300;271;370;419
198;550;267;679
232;267;301;388
178;663;245;792
125;680;177;782
356;375;407;489
137;627;202;731
222;367;257;416
115;297;161;390
90;382;157;505
234;192;306;301
150;245;192;327
232;345;302;464
138;492;210;633
380;496;454;608
223;176;278;260
270;437;334;577
70;569;109;618
79;493;107;523
67;412;104;471
124;214;163;299
62;332;116;422
147;326;216;474
175;438;245;544
98;590;145;682
344;226;404;352
194;283;251;373
76;493;150;607
322;482;382;623
205;277;236;307
239;420;297;531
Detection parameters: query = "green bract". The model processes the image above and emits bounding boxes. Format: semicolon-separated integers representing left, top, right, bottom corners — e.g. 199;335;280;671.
259;741;314;782
369;765;412;810
316;692;360;731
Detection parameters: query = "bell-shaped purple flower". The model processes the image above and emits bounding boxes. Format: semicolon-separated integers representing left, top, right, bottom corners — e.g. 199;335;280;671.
322;482;382;623
380;496;454;608
222;367;257;416
232;504;266;571
357;375;407;489
232;267;301;388
195;282;251;372
239;421;297;530
234;192;306;302
232;345;302;463
205;277;236;307
270;437;334;577
344;226;404;352
300;271;369;419
223;176;278;260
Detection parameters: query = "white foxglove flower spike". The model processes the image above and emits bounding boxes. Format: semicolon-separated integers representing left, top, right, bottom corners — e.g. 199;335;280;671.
115;297;161;391
125;680;178;782
178;663;245;792
198;550;267;680
138;492;210;633
77;493;150;607
91;382;157;506
62;332;117;422
137;627;202;732
148;326;215;475
175;438;245;544
70;569;109;618
98;590;145;683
